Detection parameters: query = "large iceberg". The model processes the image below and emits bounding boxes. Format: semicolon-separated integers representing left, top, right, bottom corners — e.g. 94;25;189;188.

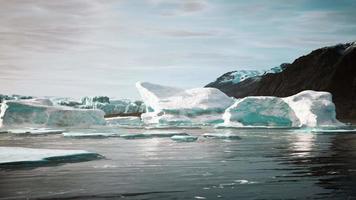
222;91;343;128
136;82;343;128
0;99;106;127
136;82;234;126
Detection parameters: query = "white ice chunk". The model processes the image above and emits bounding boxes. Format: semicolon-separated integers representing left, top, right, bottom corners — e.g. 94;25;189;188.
8;128;64;135
63;132;120;137
105;116;143;127
282;90;344;127
136;82;234;126
0;147;99;165
142;130;188;137
203;133;241;139
171;135;198;142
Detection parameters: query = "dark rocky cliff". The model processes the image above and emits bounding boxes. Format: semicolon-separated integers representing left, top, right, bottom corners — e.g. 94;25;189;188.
206;42;356;119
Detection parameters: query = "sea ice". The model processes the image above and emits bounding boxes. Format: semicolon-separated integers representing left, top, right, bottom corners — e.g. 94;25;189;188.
7;128;64;135
171;135;198;142
203;132;241;139
63;132;120;137
0;147;100;165
142;130;189;137
105;116;143;127
136;82;234;126
120;133;150;139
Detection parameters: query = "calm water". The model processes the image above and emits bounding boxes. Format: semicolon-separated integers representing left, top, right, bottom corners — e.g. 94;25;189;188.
1;127;356;200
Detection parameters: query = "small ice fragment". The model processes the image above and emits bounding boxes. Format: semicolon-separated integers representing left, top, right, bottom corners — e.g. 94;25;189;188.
311;128;356;133
63;132;120;137
194;196;206;199
120;133;150;139
171;135;198;142
143;131;188;137
234;180;252;184
203;133;241;140
8;128;64;135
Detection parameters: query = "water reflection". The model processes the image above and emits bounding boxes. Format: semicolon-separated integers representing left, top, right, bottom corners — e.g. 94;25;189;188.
276;132;356;199
289;133;316;158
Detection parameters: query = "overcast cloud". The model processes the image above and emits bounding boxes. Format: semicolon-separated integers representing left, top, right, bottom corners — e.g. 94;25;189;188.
0;0;355;98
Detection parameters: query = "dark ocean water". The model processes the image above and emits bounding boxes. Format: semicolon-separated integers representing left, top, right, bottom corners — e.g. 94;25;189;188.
1;128;356;200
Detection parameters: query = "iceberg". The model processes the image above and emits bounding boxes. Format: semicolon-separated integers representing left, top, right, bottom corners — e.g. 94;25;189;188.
136;82;234;126
171;135;198;142
282;90;344;127
0;147;101;166
0;99;106;128
222;97;300;127
221;90;343;128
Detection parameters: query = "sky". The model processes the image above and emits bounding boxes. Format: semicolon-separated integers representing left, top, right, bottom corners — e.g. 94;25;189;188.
0;0;355;99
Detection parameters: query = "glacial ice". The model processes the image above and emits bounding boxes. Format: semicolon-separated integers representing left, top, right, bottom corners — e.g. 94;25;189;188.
0;99;106;127
0;147;100;165
221;91;343;128
282;90;343;127
136;82;234;126
136;82;343;128
222;97;300;127
171;135;198;142
218;66;284;84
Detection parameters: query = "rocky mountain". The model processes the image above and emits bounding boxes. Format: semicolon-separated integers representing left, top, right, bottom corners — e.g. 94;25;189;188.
206;42;356;120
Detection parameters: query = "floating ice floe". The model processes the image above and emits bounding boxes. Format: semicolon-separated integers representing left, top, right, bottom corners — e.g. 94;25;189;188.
291;127;356;133
142;130;188;137
136;82;234;126
203;133;241;140
120;133;150;139
0;99;106;127
171;135;198;142
105;116;143;127
0;147;101;166
62;132;120;137
120;131;188;139
7;128;64;135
